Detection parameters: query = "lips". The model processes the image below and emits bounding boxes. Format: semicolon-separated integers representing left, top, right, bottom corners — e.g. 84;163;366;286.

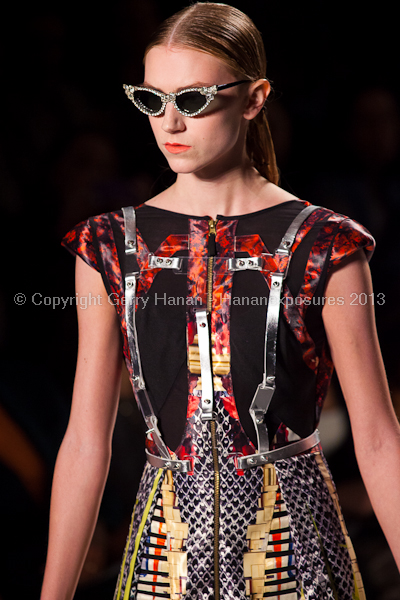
165;143;191;154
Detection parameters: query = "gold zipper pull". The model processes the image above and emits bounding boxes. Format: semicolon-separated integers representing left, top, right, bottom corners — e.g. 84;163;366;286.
208;218;216;236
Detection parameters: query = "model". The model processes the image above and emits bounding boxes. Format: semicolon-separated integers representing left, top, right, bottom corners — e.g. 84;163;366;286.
40;3;400;600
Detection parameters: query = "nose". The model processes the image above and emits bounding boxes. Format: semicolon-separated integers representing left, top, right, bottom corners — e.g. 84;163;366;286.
161;102;186;134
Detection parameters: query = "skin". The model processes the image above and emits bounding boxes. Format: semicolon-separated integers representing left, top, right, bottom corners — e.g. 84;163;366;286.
143;46;298;218
323;252;400;567
41;46;400;599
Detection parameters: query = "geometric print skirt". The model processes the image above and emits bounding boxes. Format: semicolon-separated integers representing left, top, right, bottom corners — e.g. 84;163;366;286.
114;424;365;600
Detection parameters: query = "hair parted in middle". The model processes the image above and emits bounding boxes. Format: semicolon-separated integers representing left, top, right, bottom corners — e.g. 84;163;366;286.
144;2;279;185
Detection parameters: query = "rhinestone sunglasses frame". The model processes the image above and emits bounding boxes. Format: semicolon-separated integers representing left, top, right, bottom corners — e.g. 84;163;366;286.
123;80;250;117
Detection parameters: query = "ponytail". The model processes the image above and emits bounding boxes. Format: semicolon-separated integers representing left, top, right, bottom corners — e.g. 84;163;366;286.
247;109;280;185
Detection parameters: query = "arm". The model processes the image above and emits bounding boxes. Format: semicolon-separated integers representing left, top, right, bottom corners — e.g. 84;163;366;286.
41;258;123;600
322;250;400;569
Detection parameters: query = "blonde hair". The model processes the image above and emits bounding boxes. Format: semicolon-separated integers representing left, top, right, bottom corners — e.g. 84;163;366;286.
145;2;279;185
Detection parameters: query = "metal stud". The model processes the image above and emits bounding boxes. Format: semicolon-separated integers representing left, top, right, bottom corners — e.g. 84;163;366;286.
238;260;245;266
272;281;280;288
127;240;135;247
127;280;134;288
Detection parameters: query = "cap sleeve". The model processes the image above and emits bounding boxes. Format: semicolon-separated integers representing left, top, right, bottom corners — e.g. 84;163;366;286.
329;217;375;269
61;218;99;272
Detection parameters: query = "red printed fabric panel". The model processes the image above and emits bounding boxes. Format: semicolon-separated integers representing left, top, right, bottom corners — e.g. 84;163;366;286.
156;234;189;257
232;207;339;443
292;213;343;321
176;218;209;462
61;219;99;271
328;217;375;268
102;210;189;303
279;212;343;415
280;209;342;372
187;219;209;307
176;218;258;463
283;210;375;417
235;217;319;374
62;213;130;372
91;213;131;372
135;232;188;300
213;221;242;420
234;235;288;279
278;206;331;366
214;220;259;457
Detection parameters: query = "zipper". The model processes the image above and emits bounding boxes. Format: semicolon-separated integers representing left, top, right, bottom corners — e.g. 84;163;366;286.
210;419;220;600
207;218;220;600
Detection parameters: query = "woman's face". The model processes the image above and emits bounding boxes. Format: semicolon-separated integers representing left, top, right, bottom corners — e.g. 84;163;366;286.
143;46;254;178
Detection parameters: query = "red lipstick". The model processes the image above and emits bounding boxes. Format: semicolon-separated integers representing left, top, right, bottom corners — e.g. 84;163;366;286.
165;143;191;154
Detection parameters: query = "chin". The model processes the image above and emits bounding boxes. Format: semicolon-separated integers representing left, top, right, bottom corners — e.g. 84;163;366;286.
167;164;195;175
165;157;199;175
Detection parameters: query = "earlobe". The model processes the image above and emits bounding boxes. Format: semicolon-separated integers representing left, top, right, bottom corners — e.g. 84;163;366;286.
243;79;271;121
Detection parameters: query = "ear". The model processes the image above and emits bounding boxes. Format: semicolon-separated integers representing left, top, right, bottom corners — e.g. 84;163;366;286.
243;79;271;121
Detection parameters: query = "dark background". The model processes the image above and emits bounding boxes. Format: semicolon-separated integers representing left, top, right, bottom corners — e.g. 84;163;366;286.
1;1;400;598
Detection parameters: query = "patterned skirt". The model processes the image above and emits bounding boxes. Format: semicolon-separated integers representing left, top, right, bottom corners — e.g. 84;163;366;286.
114;415;365;600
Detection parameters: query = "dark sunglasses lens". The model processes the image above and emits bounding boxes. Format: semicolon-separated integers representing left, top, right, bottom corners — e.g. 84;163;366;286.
134;90;162;113
176;91;207;114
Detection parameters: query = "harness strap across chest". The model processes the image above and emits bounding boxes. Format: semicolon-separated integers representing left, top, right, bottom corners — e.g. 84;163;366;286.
122;206;191;473
237;204;321;470
122;205;320;472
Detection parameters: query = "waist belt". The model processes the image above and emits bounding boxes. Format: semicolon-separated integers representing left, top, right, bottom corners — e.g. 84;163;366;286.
146;429;320;471
236;429;320;470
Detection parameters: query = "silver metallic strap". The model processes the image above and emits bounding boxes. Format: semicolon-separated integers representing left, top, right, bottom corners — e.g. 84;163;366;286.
149;255;183;270
122;206;137;254
276;203;317;255
145;449;191;472
122;206;187;467
263;272;283;385
237;429;320;470
250;205;318;455
228;256;263;271
125;274;144;387
195;309;214;420
249;384;275;455
249;270;283;454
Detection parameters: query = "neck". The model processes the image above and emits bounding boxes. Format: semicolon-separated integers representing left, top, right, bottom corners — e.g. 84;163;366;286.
155;164;274;219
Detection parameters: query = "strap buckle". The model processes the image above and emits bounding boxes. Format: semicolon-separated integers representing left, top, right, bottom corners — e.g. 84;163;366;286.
145;449;192;472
